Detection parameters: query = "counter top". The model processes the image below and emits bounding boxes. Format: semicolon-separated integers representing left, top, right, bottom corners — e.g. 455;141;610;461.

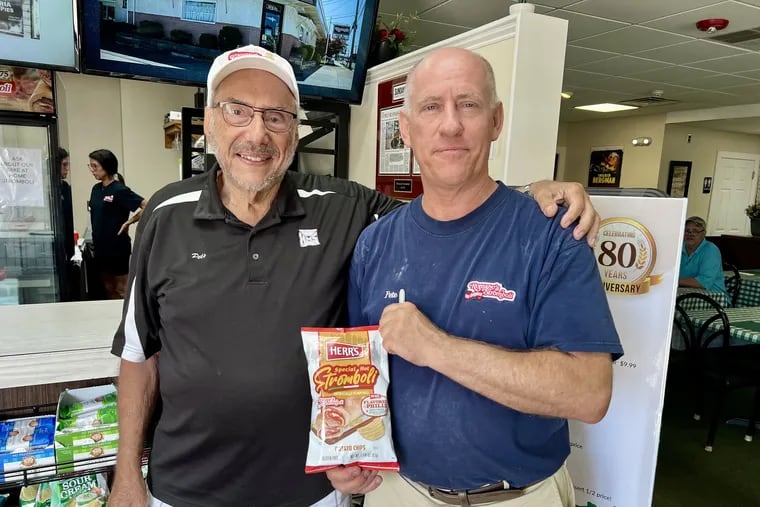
0;300;123;388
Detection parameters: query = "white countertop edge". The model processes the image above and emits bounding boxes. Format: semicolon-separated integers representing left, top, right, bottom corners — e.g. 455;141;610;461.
0;349;120;389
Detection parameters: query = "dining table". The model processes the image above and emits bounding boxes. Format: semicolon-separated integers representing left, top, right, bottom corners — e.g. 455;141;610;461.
725;269;760;307
685;306;760;345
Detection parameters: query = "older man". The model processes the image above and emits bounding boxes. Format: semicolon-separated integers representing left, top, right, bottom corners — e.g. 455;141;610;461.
109;45;602;507
679;216;727;295
329;48;623;506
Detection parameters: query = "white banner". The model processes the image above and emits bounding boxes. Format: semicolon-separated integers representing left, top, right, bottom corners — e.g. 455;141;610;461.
568;196;687;507
0;147;44;207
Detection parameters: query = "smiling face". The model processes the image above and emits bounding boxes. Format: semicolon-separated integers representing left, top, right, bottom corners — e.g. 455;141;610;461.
399;48;503;191
205;69;298;194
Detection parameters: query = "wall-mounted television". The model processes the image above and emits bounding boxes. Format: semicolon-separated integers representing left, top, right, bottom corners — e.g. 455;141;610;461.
0;0;79;71
81;0;380;104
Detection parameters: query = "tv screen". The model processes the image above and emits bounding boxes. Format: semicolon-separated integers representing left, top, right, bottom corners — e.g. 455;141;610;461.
81;0;380;104
0;0;79;71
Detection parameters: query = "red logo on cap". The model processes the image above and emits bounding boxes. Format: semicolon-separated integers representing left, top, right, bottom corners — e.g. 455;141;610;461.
227;49;268;61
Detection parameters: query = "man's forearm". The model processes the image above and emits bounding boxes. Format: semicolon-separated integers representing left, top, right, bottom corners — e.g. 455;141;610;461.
114;356;158;478
426;333;613;424
678;277;703;289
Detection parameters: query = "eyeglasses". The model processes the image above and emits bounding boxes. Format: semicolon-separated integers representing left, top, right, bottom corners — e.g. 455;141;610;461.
684;228;704;235
212;101;297;133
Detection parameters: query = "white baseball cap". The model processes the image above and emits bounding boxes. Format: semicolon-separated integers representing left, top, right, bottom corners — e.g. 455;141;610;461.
206;44;299;106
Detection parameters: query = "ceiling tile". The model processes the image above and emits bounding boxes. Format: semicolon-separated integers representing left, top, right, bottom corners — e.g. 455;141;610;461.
643;1;760;38
633;40;747;64
736;69;760;80
629;66;720;86
377;0;447;15
401;17;470;46
573;55;671;76
687;52;760;72
563;69;610;87
688;73;760;90
586;76;696;96
565;45;619;67
565;0;718;24
423;0;515;28
546;10;629;41
572;26;693;53
529;0;583;8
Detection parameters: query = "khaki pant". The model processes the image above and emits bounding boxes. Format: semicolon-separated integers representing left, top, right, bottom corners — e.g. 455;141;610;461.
364;464;574;507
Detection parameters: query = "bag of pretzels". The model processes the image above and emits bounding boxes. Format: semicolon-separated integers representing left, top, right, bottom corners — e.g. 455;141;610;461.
302;326;399;473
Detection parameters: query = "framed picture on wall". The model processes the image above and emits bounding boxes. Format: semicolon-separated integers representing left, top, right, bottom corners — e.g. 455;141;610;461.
667;160;692;198
588;147;623;187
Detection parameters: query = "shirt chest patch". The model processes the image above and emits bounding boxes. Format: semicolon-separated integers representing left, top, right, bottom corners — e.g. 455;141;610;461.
464;280;516;302
298;228;320;248
103;195;114;202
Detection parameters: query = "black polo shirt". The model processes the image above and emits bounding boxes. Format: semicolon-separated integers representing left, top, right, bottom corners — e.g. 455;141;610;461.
112;167;400;507
89;180;144;257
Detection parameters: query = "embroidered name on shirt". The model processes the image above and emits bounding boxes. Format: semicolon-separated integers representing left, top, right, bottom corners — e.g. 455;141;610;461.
464;281;516;302
191;252;206;260
103;195;113;202
299;229;320;247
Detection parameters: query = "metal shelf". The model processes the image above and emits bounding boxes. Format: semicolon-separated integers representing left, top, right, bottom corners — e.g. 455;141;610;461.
0;403;149;491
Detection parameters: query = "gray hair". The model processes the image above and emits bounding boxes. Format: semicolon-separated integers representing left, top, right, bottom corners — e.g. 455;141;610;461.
402;52;499;113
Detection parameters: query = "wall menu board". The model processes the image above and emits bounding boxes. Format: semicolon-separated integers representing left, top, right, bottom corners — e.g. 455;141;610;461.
0;66;54;114
375;77;422;200
0;0;79;71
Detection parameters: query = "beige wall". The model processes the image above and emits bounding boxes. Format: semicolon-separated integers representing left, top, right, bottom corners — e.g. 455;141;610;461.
658;123;760;219
562;113;666;188
56;73;196;238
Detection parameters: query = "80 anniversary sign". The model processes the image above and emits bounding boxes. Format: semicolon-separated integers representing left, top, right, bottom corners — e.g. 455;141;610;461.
594;217;662;295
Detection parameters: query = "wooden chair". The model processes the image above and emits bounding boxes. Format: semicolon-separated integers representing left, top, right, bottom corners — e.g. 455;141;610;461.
674;292;760;451
723;262;742;307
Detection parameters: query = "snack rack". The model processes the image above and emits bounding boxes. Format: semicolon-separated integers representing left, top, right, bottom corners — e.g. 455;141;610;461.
0;402;150;490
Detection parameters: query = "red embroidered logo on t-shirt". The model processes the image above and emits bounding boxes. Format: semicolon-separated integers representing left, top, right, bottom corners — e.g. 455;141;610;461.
464;281;516;302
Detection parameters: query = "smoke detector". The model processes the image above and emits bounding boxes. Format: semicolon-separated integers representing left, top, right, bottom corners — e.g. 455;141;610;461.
696;18;729;33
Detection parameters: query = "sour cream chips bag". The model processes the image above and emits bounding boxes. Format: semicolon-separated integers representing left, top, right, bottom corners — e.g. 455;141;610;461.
302;326;399;473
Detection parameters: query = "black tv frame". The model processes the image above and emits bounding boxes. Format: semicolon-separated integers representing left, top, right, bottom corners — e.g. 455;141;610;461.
0;0;80;72
79;0;379;105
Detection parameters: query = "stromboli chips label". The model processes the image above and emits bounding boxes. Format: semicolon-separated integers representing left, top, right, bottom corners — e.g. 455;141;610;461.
302;326;399;473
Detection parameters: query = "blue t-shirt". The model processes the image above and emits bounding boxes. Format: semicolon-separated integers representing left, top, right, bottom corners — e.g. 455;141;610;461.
679;240;726;296
348;183;622;490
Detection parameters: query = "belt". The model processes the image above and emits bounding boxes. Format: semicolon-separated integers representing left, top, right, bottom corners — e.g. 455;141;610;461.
422;479;540;506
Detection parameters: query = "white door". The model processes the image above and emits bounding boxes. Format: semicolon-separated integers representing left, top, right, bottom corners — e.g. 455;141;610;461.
706;151;759;236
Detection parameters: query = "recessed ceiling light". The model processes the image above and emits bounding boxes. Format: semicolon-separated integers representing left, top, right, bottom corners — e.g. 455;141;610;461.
561;91;574;99
574;103;639;113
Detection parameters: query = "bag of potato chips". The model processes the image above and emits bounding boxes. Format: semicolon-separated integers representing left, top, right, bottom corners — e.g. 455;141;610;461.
302;326;399;473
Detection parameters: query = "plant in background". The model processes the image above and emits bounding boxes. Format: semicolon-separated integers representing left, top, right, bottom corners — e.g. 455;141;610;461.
375;12;417;55
746;202;760;219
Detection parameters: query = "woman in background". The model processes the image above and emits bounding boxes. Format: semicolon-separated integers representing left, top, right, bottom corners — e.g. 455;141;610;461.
57;147;76;301
87;149;146;299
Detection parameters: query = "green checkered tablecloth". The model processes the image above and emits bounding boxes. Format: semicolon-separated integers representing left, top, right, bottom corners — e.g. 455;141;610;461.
687;307;760;345
677;288;728;310
736;270;760;307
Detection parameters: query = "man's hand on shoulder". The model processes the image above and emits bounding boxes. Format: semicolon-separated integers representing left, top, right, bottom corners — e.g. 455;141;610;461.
527;180;600;247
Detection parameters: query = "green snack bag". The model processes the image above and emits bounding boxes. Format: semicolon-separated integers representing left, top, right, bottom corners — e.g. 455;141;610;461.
18;485;38;507
35;482;51;507
58;393;117;420
57;406;118;430
50;473;109;507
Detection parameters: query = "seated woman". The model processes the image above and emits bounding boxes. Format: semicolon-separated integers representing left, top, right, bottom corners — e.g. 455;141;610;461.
679;216;727;298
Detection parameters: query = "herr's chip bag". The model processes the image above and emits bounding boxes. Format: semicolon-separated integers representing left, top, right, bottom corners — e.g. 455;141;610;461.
302;326;399;473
